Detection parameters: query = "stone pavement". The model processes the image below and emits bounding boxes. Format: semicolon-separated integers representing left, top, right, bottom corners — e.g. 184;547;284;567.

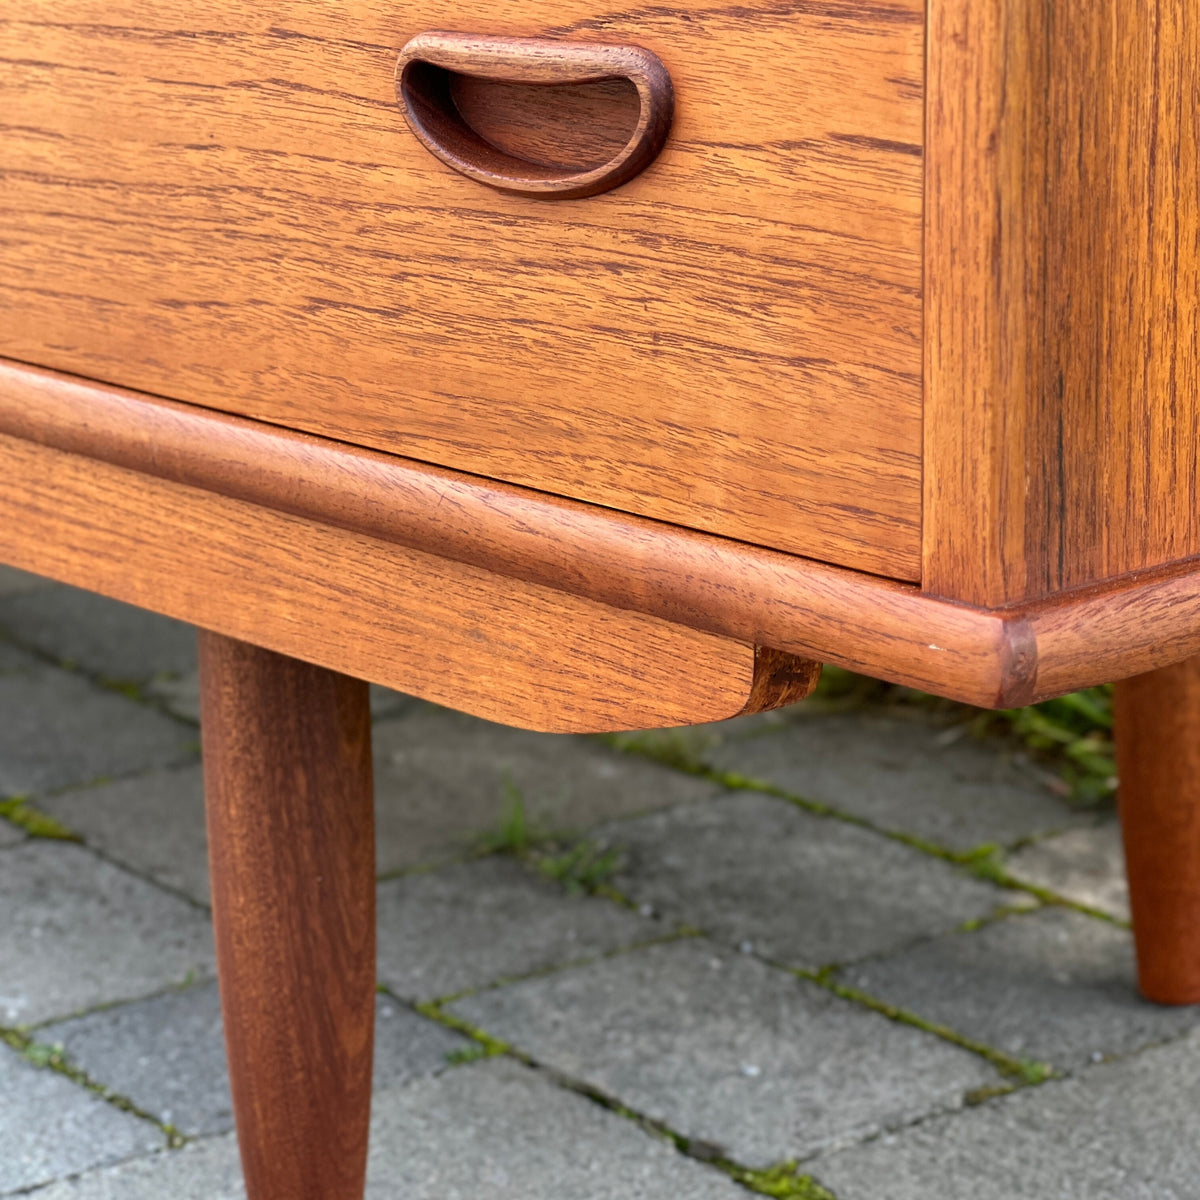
2;561;1198;1199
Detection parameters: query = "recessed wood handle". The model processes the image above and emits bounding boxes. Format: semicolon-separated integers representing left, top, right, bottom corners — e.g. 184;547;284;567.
395;32;674;200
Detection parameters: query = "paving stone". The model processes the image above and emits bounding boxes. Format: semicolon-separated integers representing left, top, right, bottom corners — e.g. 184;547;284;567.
376;856;653;1002
370;705;720;875
137;671;202;722
603;792;1012;968
0;666;195;798
0;1041;163;1195
707;711;1081;852
39;718;663;905
28;1137;245;1200
0;637;38;675
30;1060;747;1200
450;940;995;1167
0;563;52;596
367;686;421;721
37;765;211;904
40;980;468;1137
836;906;1199;1069
372;993;471;1086
1006;821;1131;921
0;584;196;684
0;820;23;847
365;1057;747;1199
602;716;764;766
0;585;418;726
42;699;709;897
40;981;229;1138
0;841;214;1026
814;1027;1200;1200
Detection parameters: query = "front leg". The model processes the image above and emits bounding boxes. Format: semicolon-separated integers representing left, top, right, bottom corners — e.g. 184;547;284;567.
200;631;375;1200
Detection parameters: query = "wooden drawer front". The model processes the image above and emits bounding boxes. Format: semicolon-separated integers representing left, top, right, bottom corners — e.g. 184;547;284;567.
0;1;924;579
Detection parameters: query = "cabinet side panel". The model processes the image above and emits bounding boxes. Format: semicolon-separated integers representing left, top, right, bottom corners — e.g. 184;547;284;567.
925;0;1200;605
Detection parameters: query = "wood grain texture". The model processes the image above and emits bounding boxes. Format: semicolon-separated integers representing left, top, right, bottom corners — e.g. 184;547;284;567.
1114;656;1200;1004
21;359;1200;708
450;74;637;169
0;0;924;579
0;359;1018;709
1019;558;1200;701
925;0;1200;605
0;429;821;733
396;32;673;198
201;633;374;1198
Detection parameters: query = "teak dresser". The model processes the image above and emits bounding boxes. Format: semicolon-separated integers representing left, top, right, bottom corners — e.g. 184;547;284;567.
2;3;1199;1196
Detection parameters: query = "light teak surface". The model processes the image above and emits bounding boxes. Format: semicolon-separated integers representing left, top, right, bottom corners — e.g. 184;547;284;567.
0;361;1014;708
0;0;924;579
200;633;375;1200
0;426;822;733
20;360;1200;710
925;0;1200;605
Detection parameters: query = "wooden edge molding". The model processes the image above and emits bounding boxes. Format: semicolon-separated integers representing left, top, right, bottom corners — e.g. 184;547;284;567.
3;359;1199;709
0;360;1018;707
0;430;820;734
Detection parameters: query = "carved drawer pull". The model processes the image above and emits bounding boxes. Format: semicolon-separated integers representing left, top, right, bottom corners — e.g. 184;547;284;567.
395;31;674;199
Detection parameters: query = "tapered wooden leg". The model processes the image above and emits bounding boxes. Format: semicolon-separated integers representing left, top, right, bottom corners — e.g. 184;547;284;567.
1114;656;1200;1005
199;632;375;1200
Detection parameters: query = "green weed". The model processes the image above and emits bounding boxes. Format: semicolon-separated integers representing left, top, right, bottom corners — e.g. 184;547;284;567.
477;780;624;896
813;668;1117;806
536;840;623;894
477;779;540;856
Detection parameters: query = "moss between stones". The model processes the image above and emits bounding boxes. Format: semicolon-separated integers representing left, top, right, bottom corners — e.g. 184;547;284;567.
603;732;1129;931
958;845;1130;928
443;1044;493;1066
412;992;845;1198
476;784;627;899
0;797;79;840
413;1000;511;1061
804;972;1054;1087
1;1026;185;1147
719;1159;838;1199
